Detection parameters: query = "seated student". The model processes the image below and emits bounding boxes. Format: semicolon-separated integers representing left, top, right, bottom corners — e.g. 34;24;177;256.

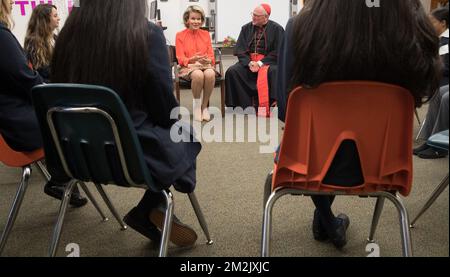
24;3;60;82
414;6;449;159
225;3;284;115
0;0;87;207
277;0;441;249
176;5;217;122
51;0;201;246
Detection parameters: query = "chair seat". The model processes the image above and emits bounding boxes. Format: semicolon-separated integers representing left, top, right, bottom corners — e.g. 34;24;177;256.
427;130;449;151
0;135;44;167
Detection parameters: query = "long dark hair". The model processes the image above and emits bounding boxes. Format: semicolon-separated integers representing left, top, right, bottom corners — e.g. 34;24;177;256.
291;0;441;107
51;0;150;109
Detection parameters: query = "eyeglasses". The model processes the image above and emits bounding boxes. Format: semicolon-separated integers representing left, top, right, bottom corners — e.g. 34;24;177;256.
251;13;266;18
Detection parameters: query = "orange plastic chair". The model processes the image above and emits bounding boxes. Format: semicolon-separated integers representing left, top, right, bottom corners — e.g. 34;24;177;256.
0;134;49;255
262;81;415;257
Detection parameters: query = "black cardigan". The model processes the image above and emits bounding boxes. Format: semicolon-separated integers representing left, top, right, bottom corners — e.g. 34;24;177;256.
0;23;43;151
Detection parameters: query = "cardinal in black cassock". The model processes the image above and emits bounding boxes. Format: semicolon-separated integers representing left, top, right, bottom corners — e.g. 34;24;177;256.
225;4;284;115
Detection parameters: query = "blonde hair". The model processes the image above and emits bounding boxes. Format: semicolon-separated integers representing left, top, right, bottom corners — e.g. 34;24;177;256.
0;0;13;29
24;4;57;69
183;5;205;28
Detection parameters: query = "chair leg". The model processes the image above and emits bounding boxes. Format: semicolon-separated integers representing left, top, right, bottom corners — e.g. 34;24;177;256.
35;160;51;181
380;191;413;257
159;190;174;257
220;83;226;117
77;182;109;222
261;188;289;257
367;196;385;243
0;166;32;255
263;171;273;209
93;183;127;230
414;109;421;126
410;174;449;228
49;179;77;257
176;84;181;103
188;192;213;245
415;118;426;141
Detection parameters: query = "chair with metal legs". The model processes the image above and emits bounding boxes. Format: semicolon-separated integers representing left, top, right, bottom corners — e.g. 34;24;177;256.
262;82;415;257
0;135;48;255
32;84;212;257
0;135;113;255
410;130;449;228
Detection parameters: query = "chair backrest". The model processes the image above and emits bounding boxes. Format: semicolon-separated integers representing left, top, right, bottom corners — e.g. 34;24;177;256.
273;81;415;196
0;134;44;167
167;45;178;65
31;84;158;191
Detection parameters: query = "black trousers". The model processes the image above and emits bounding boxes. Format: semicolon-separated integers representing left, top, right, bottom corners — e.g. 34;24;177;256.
225;63;277;108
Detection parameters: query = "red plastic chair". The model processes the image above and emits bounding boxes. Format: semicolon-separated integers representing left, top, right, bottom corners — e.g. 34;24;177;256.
262;81;415;257
0;134;49;255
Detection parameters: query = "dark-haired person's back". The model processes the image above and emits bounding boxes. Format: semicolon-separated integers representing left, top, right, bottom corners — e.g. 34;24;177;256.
51;0;201;246
277;0;441;250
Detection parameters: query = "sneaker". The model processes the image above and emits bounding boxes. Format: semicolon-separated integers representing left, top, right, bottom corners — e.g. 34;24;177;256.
330;213;350;249
149;205;197;247
312;209;329;241
123;207;161;243
413;143;429;155
417;147;448;159
44;181;88;208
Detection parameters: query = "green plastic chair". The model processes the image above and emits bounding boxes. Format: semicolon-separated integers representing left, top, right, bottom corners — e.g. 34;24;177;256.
31;84;212;257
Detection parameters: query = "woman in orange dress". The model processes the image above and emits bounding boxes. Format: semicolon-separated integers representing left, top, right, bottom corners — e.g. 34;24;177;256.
176;5;216;122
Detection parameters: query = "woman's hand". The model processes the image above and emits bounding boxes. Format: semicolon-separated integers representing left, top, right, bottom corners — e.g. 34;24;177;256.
189;53;208;64
198;57;212;65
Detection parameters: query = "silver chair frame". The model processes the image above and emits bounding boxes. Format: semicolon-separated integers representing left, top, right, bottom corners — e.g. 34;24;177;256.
46;107;212;257
410;174;449;228
261;173;413;257
0;159;109;256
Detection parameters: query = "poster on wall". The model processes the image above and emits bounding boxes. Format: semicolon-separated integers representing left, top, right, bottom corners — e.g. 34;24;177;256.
11;0;74;45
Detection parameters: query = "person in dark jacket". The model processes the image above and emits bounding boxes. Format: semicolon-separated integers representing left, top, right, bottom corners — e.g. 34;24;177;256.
0;0;87;207
414;5;449;159
277;0;441;249
51;0;201;247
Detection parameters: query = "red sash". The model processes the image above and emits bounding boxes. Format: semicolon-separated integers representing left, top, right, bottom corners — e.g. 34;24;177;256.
251;53;270;117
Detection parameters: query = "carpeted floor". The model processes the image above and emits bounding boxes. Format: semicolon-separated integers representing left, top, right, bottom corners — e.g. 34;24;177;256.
0;56;448;257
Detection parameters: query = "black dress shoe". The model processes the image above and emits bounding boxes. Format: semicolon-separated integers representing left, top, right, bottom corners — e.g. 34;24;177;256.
312;209;329;241
149;204;197;247
330;213;350;249
123;207;161;243
413;143;429;155
417;147;448;159
44;181;88;208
